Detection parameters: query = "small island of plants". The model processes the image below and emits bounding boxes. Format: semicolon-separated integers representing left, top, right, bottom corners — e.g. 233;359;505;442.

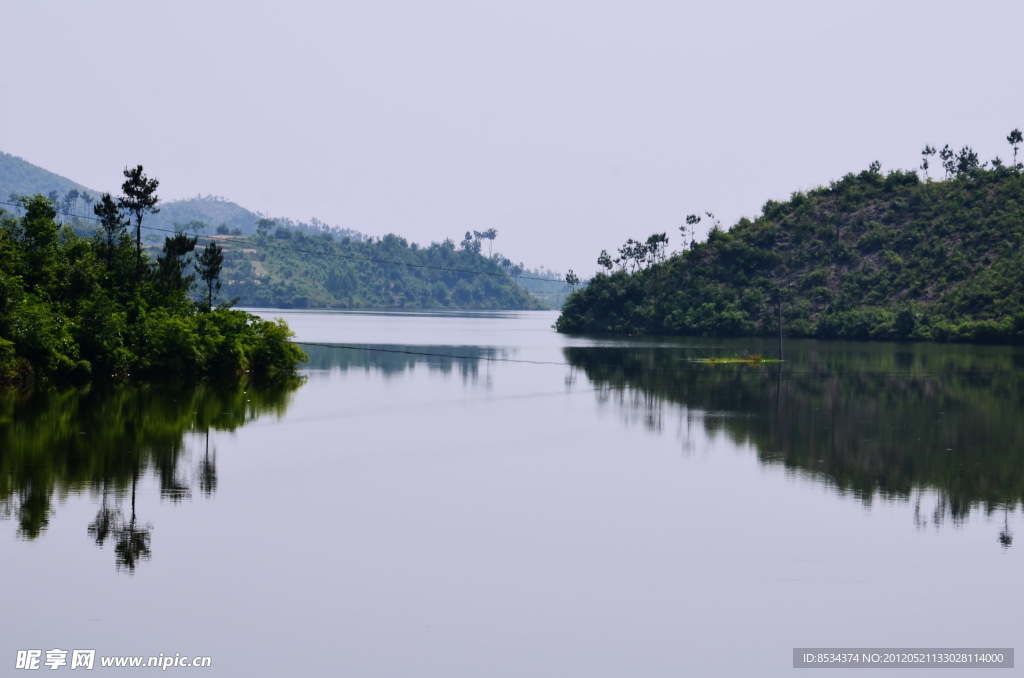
0;166;306;385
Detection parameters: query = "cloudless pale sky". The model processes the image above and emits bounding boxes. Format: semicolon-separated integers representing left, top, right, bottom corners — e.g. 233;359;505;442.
3;1;1022;276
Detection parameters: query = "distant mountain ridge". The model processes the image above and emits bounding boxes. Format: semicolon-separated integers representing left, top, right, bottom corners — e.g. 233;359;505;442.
146;195;261;235
0;152;98;205
0;151;354;239
0;151;565;310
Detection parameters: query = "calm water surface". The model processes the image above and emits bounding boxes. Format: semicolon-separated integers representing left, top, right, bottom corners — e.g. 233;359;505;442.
2;310;1021;676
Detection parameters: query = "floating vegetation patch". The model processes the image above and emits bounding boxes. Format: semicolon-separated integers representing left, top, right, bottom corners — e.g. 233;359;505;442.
691;354;780;365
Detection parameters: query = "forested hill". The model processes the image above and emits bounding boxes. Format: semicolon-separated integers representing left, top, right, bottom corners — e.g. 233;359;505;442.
0;153;558;309
216;229;548;310
0;152;96;206
557;158;1024;343
0;153;355;240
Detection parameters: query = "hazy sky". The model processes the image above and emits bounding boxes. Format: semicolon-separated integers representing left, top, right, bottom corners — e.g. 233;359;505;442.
3;1;1023;275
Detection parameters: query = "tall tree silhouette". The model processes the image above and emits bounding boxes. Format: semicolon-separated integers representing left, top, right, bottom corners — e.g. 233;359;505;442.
196;242;224;310
1007;129;1022;169
87;480;122;547
199;429;218;497
118;165;160;282
920;145;936;179
114;460;152;573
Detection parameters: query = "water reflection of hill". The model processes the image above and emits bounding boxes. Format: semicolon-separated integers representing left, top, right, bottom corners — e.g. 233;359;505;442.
564;343;1024;527
0;377;300;571
299;343;507;382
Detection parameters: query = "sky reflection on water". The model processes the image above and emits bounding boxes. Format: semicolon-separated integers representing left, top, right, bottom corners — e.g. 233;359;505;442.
2;310;1021;676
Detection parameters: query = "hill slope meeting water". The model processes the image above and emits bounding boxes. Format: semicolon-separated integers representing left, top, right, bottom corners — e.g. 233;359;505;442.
0;152;566;310
557;140;1024;344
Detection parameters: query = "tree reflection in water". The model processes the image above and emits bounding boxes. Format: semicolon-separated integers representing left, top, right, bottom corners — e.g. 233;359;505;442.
564;342;1024;546
0;376;301;573
299;343;506;385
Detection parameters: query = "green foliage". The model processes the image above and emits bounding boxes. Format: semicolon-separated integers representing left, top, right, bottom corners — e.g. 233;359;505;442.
0;336;30;384
0;189;306;385
155;233;197;304
0;154;539;310
93;193;130;270
246;316;309;375
558;160;1024;344
216;227;546;310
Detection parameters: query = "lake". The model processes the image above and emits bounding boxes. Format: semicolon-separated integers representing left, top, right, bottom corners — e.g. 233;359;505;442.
2;309;1021;676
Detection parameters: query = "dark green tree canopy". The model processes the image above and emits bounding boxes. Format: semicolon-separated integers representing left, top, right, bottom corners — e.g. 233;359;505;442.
0;168;306;385
93;193;129;268
558;143;1024;344
156;233;197;301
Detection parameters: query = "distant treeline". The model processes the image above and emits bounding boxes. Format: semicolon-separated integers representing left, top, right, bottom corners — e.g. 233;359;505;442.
216;226;552;310
558;133;1024;343
1;153;570;310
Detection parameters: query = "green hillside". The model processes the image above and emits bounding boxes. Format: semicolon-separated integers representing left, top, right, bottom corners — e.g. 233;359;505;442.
0;154;546;309
0;153;355;241
146;195;259;235
216;228;546;310
557;152;1024;343
0;152;99;209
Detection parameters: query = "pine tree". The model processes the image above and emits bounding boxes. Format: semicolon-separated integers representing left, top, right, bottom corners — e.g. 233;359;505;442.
118;165;160;282
196;242;224;310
